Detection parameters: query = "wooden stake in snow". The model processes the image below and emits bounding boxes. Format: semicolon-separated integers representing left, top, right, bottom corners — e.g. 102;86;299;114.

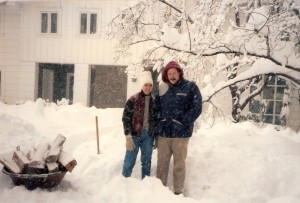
96;116;100;154
46;134;66;163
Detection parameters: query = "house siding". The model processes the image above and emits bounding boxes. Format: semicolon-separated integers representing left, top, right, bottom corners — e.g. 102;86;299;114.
287;89;300;131
0;3;21;103
73;63;89;106
20;0;123;64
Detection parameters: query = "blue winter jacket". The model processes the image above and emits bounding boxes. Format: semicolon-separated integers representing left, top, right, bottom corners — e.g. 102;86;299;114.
155;78;202;138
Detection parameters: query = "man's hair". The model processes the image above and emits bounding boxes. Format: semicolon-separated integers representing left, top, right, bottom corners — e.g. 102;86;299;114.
162;61;184;84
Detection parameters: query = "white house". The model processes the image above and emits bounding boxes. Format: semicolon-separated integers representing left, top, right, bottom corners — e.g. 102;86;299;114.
0;0;145;108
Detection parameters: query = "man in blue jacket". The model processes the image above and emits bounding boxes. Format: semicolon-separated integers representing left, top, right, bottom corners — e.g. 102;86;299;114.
155;61;202;195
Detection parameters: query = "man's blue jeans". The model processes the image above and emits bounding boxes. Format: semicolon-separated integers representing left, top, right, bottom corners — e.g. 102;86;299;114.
122;129;154;179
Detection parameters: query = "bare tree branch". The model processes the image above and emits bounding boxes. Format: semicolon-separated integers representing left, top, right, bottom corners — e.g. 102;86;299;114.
158;0;182;13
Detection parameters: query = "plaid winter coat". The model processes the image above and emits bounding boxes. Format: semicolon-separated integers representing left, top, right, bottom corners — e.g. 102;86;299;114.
122;91;155;137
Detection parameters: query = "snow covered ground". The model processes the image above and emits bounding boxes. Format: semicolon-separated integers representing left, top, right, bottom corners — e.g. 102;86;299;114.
0;99;299;203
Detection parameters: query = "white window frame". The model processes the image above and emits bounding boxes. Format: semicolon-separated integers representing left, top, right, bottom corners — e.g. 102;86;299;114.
78;9;101;35
38;9;61;35
249;76;286;125
262;77;286;125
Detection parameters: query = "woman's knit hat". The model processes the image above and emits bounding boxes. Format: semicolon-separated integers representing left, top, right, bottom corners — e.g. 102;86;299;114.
162;61;184;84
139;71;153;88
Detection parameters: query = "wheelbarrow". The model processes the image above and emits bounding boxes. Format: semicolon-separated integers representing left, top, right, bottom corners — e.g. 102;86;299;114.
2;167;67;190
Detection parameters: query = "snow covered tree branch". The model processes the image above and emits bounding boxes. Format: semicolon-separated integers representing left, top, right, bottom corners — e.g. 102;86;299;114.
106;0;300;122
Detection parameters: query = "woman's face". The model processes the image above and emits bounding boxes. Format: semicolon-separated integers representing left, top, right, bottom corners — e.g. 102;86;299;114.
142;83;153;95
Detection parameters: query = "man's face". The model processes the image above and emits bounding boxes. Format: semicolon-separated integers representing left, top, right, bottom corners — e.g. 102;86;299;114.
142;83;153;95
167;68;180;84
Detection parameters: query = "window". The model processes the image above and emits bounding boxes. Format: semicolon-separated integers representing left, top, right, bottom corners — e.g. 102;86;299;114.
38;63;74;103
80;12;97;34
40;11;59;34
249;76;287;125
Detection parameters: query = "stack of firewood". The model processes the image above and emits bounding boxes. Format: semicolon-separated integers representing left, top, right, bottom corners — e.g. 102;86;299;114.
0;134;77;174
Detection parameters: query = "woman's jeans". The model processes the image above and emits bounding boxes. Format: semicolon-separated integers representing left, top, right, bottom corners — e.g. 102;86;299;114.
122;129;154;179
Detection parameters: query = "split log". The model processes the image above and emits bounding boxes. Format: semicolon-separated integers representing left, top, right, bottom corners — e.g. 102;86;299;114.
0;155;21;174
46;134;66;163
58;151;77;172
13;151;30;173
27;142;50;174
46;162;59;173
27;149;35;161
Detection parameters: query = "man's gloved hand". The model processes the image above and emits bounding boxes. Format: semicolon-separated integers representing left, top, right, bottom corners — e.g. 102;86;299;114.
153;138;158;149
125;135;135;151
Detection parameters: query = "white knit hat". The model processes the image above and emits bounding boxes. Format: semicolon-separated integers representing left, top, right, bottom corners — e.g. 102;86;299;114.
139;71;153;89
